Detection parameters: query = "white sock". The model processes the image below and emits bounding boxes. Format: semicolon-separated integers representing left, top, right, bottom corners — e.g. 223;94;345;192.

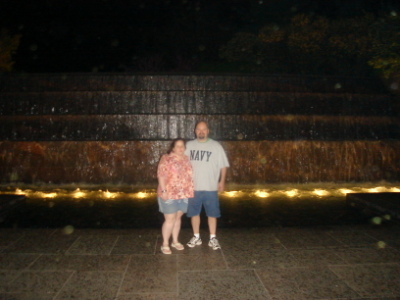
210;234;216;239
194;233;200;238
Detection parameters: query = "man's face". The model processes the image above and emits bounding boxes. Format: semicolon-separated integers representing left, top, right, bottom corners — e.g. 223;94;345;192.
195;122;209;141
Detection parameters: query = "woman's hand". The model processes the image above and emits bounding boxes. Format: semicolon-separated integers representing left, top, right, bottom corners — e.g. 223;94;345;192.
161;191;169;201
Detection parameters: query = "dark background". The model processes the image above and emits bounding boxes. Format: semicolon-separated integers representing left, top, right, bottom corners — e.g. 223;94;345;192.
1;0;400;73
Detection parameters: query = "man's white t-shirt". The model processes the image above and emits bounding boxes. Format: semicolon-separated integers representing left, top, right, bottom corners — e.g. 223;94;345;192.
185;139;230;191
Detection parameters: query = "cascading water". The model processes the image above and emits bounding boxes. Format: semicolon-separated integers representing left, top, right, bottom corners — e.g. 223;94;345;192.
0;74;398;185
0;74;399;228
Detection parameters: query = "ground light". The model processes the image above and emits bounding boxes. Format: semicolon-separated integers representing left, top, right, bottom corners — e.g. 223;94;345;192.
1;183;399;201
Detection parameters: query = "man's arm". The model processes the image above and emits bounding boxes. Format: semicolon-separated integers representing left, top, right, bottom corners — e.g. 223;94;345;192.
218;167;227;192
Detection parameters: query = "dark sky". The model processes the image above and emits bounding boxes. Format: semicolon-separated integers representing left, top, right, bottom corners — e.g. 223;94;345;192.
1;0;399;72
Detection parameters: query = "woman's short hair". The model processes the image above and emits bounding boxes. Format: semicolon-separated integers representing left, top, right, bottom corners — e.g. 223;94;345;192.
167;138;186;154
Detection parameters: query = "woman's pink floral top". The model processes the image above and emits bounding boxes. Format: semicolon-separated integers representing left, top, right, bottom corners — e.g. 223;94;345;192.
157;153;194;199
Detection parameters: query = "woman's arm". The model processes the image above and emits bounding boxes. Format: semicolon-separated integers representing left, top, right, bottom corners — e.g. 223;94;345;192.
157;155;169;200
157;174;169;200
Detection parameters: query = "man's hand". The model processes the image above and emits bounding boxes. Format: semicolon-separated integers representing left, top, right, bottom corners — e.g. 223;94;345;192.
218;167;227;192
218;181;225;192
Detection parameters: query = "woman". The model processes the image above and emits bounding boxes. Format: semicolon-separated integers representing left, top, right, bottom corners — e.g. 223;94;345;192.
157;138;194;254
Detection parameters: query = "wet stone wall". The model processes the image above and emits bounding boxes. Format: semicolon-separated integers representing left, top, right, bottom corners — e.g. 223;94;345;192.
0;74;399;184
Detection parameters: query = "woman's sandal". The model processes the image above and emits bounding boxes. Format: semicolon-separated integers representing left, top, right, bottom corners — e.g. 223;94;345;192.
171;242;185;250
161;245;172;254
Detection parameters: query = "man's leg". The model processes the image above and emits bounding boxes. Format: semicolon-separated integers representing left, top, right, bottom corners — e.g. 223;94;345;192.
203;192;221;250
208;216;217;235
187;192;203;247
186;215;202;247
203;192;220;236
191;215;200;234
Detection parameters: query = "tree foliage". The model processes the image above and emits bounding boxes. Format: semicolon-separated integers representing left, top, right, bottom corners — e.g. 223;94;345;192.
368;16;400;78
0;29;21;72
220;13;400;77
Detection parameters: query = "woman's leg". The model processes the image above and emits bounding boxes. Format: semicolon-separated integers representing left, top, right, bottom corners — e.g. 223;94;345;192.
172;210;184;244
162;213;177;246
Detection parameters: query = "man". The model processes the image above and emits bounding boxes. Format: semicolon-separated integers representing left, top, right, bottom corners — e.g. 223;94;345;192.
185;121;229;250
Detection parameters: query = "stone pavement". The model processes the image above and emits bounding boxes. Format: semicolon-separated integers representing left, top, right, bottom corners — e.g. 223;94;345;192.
1;224;400;300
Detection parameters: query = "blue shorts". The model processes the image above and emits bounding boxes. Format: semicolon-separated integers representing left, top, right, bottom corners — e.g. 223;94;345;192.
158;198;188;214
187;191;220;218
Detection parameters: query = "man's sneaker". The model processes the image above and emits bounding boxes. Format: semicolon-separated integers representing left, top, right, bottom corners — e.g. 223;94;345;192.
208;237;221;250
187;236;202;248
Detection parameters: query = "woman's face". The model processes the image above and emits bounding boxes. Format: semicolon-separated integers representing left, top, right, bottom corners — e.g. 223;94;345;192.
172;140;185;156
